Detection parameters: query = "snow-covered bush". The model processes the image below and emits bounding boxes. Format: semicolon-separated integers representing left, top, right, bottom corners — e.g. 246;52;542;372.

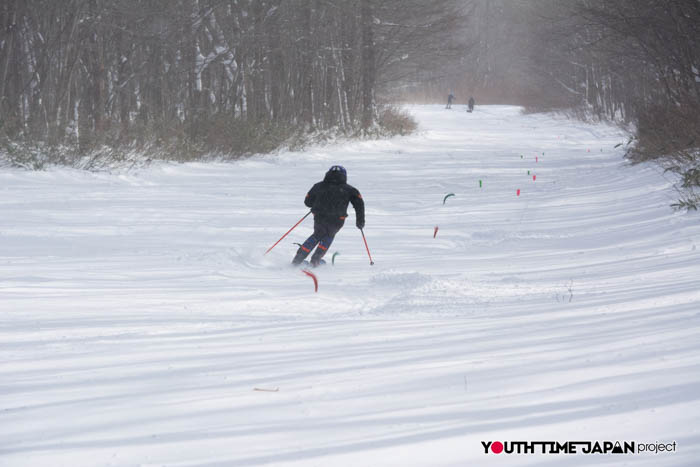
375;106;417;137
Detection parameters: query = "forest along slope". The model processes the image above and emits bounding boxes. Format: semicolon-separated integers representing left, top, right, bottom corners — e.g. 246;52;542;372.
1;105;699;466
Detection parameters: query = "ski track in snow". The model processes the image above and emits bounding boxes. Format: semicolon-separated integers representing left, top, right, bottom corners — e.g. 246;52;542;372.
1;105;699;466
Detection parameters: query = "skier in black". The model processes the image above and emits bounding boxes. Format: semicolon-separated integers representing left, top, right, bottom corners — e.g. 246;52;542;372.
292;165;365;267
467;96;475;113
446;92;455;109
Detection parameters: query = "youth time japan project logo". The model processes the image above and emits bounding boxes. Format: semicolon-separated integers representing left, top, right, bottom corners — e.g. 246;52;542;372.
481;440;677;456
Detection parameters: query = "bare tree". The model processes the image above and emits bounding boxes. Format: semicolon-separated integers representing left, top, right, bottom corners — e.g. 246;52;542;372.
1;0;469;161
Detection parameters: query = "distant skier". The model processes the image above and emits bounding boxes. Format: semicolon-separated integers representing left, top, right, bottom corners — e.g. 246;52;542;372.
467;96;475;113
292;165;365;267
446;92;455;109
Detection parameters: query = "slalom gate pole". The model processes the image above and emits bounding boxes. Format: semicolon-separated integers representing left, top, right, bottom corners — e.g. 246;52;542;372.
264;211;312;255
360;228;375;265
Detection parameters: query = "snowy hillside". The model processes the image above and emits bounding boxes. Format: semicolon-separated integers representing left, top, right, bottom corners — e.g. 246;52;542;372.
2;105;699;466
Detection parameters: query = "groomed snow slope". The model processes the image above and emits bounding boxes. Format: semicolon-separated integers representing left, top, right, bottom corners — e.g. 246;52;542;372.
1;105;699;466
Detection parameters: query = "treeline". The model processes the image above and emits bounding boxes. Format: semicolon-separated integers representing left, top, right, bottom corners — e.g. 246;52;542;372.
525;0;700;164
0;0;465;161
402;1;699;161
523;0;700;209
390;0;698;209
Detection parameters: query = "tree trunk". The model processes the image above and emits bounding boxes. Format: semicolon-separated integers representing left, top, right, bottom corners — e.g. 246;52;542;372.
300;0;314;128
360;0;375;131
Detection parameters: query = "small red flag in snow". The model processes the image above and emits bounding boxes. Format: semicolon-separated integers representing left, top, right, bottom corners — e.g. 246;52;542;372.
301;269;318;292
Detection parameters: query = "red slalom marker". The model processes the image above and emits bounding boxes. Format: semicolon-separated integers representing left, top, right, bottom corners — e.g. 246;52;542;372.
433;226;439;238
301;269;318;292
533;175;536;181
536;156;538;163
517;189;521;196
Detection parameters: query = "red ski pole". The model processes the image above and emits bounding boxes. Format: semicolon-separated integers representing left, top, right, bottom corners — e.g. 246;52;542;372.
360;228;375;265
264;211;312;255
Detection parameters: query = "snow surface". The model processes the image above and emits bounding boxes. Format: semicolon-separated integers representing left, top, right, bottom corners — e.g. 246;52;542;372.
1;105;699;466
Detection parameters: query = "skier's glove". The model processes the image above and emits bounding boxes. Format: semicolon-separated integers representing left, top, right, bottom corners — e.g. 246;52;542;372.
356;218;365;229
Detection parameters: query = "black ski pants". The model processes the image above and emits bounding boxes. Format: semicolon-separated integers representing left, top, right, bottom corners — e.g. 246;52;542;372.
292;216;344;265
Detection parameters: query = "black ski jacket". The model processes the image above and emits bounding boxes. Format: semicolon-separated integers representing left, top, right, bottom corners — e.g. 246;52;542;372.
305;169;365;226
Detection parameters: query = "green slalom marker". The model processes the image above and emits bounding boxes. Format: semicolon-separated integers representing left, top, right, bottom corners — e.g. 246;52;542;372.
479;180;482;188
332;252;340;265
443;193;455;204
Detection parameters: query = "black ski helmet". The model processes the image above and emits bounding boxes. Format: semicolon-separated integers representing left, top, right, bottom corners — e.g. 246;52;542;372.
329;165;346;176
